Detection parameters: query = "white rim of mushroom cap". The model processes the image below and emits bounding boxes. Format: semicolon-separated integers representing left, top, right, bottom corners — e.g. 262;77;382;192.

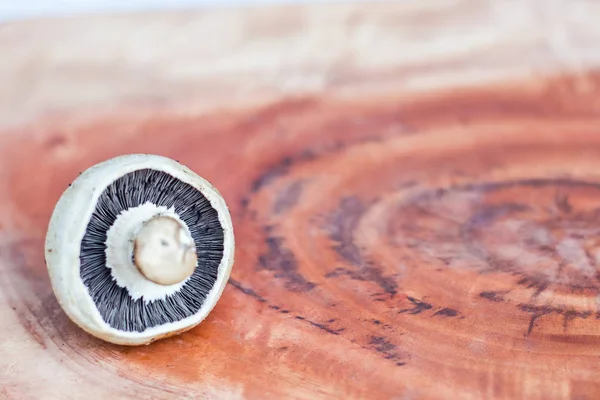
45;154;235;345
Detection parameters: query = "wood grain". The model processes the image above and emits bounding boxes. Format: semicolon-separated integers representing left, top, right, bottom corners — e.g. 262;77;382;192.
2;1;600;399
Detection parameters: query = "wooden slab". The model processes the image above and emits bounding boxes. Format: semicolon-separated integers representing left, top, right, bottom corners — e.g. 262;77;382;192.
2;1;600;399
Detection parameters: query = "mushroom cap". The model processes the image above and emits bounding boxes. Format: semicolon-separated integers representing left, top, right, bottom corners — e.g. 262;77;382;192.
44;154;235;345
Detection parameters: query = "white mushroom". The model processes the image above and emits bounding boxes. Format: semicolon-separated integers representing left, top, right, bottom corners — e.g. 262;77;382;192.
44;154;235;345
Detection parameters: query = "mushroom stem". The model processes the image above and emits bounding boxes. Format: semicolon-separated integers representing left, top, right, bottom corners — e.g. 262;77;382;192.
133;216;197;286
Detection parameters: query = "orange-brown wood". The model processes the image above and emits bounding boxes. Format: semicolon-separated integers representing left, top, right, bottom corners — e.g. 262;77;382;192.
2;2;600;399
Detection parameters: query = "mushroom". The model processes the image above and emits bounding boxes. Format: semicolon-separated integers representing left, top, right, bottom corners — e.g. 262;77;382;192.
44;154;235;345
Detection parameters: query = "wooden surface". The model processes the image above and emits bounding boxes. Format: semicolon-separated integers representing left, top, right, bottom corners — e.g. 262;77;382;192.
2;1;600;399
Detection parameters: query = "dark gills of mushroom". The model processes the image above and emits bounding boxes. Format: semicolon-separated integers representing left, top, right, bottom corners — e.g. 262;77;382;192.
45;154;235;345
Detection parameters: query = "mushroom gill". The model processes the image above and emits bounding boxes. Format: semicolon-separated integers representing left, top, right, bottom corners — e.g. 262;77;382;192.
80;169;224;332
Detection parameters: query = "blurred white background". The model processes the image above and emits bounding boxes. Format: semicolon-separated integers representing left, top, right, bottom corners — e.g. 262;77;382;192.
0;0;361;21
